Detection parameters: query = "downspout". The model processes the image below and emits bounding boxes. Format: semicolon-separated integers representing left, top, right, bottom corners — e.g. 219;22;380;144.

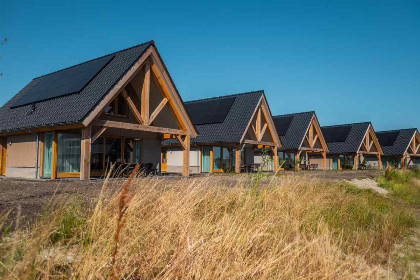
29;130;39;179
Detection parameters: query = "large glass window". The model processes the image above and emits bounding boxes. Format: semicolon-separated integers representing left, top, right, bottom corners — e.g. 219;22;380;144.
57;132;81;173
124;139;141;163
42;132;53;178
91;138;104;172
201;147;211;173
223;148;230;171
213;147;222;170
105;138;122;167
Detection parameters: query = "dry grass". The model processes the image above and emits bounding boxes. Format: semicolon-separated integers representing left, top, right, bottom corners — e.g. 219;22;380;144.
0;173;417;279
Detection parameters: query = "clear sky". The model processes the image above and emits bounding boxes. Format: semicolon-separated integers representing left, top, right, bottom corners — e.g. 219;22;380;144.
1;0;419;131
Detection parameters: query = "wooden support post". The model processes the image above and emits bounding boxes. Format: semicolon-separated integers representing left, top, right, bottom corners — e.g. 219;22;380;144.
39;134;44;178
377;154;382;170
142;62;151;125
322;152;326;171
353;154;359;170
182;134;190;177
273;146;278;172
80;126;92;180
0;138;6;176
210;148;214;174
295;152;301;171
401;156;406;169
235;147;241;174
51;132;58;180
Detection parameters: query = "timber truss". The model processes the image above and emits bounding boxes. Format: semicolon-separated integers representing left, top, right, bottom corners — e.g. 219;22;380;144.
402;130;420;168
295;113;329;171
238;95;282;173
80;46;197;179
354;124;383;170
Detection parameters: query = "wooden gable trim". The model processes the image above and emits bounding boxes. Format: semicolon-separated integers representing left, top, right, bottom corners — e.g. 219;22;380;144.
82;46;153;127
297;114;329;153
149;48;197;137
356;124;383;155
405;130;420;155
239;96;281;147
82;46;197;137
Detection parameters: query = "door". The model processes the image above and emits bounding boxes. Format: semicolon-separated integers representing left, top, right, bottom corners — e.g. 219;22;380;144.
161;148;167;172
42;132;53;178
201;146;211;173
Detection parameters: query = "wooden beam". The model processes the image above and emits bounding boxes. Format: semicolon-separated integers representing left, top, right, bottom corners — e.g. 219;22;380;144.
51;132;57;180
182;134;190;177
80;126;92;180
122;89;143;125
353;154;359;170
256;107;261;140
176;135;186;150
259;123;268;141
235;147;241;174
322;151;326;171
149;98;168;125
377;154;382;170
309;123;313;147
210;148;213;173
243;139;276;146
93;119;187;135
150;63;186;130
141;62;151;124
312;135;319;148
92;127;107;143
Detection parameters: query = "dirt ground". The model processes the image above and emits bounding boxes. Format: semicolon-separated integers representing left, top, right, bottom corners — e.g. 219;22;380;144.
0;170;383;227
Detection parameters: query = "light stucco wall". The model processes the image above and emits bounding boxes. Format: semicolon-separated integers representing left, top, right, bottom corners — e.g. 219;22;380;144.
166;147;200;174
5;134;40;179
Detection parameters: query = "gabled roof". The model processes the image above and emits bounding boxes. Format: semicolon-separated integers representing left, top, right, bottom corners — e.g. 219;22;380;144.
321;122;371;154
164;90;267;145
273;111;315;151
377;128;419;156
0;40;192;134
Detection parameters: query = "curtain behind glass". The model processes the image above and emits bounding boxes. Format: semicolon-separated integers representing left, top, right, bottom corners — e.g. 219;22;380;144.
57;132;81;173
43;133;53;178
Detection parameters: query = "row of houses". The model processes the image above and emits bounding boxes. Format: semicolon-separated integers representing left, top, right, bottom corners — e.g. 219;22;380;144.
0;41;419;180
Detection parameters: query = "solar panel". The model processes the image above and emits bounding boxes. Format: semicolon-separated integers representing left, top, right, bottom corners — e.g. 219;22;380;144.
10;55;114;108
322;126;352;143
377;131;400;146
186;96;236;125
273;116;294;136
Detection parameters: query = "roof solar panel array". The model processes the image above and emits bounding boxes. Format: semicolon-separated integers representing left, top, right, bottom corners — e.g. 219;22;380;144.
10;55;114;108
377;131;400;146
322;125;352;143
273;116;294;136
185;96;236;125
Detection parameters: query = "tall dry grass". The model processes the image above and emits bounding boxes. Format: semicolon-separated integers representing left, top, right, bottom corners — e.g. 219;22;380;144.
0;174;416;279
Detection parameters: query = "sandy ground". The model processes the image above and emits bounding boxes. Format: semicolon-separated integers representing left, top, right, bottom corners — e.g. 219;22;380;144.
0;170;383;227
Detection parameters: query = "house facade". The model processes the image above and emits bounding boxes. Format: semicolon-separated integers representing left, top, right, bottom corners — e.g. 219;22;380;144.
321;122;383;170
272;111;329;171
0;41;197;179
377;128;420;169
162;91;282;174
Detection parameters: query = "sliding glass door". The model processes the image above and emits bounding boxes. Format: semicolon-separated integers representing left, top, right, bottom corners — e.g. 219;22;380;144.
42;132;53;178
57;132;81;174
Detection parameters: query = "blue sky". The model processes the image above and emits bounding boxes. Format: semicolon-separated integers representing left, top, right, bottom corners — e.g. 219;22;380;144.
1;0;419;131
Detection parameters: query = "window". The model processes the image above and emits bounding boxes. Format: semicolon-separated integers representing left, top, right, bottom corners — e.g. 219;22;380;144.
213;147;222;170
42;132;53;178
104;94;127;116
91;138;104;172
223;148;230;171
105;138;122;167
57;132;81;173
124;139;141;163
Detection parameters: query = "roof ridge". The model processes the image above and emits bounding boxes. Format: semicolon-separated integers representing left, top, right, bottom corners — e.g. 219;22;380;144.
377;128;417;133
33;40;154;80
184;90;264;104
273;111;315;118
321;121;371;129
